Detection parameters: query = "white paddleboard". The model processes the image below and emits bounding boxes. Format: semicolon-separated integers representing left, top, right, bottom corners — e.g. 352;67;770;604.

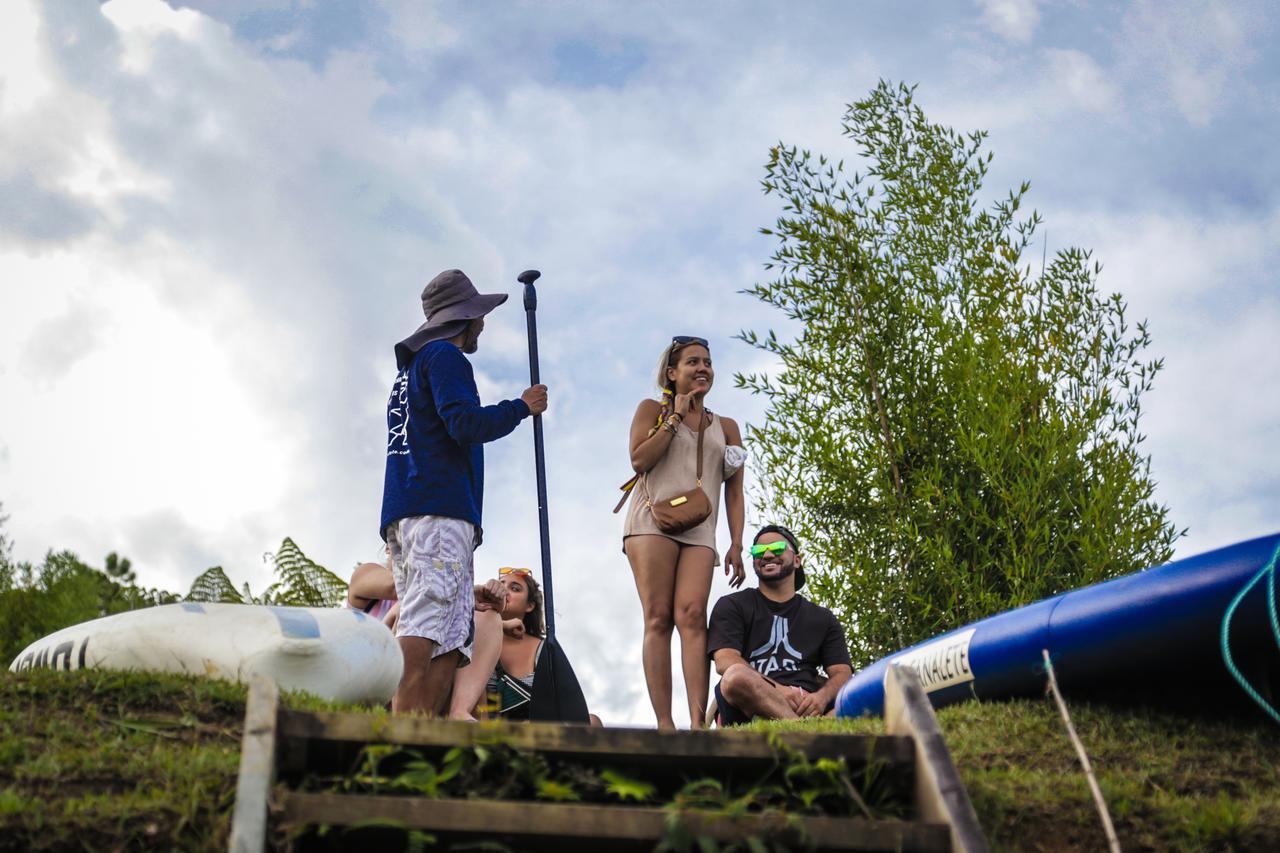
8;602;403;704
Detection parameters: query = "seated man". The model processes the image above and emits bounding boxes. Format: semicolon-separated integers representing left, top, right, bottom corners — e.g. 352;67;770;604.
707;524;852;724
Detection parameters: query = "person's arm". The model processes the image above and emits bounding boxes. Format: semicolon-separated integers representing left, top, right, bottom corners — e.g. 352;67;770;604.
628;399;674;474
473;579;507;612
804;612;855;714
814;664;853;708
629;387;702;473
426;347;535;445
720;417;746;588
712;647;750;676
707;596;747;675
347;562;396;608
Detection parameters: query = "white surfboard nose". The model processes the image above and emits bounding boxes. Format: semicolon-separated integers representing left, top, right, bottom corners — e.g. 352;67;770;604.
9;603;403;705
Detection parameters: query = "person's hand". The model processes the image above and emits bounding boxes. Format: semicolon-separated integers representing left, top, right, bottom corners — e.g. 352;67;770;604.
382;601;400;631
725;542;745;588
793;689;826;718
783;685;805;713
521;384;548;416
672;390;695;418
475;579;507;612
502;618;525;640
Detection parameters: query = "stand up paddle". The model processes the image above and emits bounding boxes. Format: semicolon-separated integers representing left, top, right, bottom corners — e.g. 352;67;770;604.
519;269;590;724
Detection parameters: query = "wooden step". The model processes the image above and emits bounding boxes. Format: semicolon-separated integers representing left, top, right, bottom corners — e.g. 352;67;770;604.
230;665;989;852
280;792;952;851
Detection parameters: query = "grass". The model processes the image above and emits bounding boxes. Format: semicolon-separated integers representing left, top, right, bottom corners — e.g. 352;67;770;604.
749;699;1280;851
0;668;354;852
2;668;1278;851
935;699;1280;851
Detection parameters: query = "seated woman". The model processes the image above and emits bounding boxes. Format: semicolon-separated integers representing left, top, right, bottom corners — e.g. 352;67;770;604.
484;567;547;720
347;562;599;723
483;567;604;726
345;559;505;719
346;560;399;629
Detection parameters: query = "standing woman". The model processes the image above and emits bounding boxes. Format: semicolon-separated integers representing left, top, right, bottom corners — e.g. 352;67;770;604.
622;336;746;729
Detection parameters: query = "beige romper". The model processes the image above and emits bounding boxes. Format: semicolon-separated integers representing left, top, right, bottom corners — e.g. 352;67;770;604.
622;412;727;566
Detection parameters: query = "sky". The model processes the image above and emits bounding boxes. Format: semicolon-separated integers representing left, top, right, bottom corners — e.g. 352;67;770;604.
2;0;1277;726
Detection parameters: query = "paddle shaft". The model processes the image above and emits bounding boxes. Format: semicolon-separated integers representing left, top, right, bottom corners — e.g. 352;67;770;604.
522;278;556;640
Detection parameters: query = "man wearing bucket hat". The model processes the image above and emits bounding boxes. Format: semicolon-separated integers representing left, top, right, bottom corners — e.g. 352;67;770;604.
706;524;852;724
381;269;548;715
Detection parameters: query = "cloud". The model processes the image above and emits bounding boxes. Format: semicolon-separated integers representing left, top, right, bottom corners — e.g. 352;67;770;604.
975;0;1041;43
2;0;1278;726
1118;0;1270;127
1043;48;1120;114
0;172;99;246
1047;206;1280;556
17;300;106;385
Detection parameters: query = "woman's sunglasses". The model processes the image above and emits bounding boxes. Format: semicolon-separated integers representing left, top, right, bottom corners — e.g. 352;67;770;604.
749;541;789;558
672;335;709;349
499;567;532;579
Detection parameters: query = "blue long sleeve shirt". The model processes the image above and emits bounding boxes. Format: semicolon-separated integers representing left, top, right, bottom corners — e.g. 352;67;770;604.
380;340;530;539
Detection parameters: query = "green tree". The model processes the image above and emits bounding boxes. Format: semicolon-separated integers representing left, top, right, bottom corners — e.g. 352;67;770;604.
737;81;1181;667
0;506;180;662
0;548;176;664
185;537;348;607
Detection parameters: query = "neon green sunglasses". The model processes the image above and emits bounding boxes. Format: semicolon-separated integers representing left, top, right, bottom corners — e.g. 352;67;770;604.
750;541;789;558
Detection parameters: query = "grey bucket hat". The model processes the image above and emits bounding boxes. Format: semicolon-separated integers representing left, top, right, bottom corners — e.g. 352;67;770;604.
395;269;509;367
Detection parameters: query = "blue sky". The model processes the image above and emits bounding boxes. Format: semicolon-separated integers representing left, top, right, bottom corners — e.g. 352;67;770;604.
1;0;1277;725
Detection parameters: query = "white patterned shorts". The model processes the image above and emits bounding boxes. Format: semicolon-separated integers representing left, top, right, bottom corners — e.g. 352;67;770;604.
384;515;476;666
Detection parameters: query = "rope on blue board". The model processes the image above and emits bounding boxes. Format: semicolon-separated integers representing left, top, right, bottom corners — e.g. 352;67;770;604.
1220;539;1280;724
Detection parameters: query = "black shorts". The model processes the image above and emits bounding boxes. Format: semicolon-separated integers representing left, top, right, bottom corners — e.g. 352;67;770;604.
713;681;754;727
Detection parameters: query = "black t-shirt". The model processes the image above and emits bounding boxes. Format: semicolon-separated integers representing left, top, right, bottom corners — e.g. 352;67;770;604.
706;588;852;692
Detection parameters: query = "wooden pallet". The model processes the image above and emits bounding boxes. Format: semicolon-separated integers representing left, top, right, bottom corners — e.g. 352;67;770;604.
229;665;986;852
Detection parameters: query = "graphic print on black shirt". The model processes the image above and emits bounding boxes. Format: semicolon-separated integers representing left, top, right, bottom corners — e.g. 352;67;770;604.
707;589;851;693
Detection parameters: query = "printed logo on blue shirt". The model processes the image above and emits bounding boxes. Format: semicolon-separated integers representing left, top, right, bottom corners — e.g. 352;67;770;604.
387;368;411;456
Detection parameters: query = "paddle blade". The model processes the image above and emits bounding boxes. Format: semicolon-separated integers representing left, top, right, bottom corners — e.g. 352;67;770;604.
529;638;589;723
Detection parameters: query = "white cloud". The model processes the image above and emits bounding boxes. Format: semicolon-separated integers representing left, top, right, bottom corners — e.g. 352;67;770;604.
1048;206;1280;557
1043;48;1120;114
1118;0;1265;126
0;0;52;114
976;0;1042;43
2;0;1278;726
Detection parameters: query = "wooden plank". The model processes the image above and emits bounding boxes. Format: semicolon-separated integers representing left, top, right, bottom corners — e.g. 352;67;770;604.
277;709;913;768
228;675;280;853
280;792;952;852
884;664;988;853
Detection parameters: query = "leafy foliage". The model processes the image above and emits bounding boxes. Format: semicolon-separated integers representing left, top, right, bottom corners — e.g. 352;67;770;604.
0;510;180;664
0;504;346;663
184;537;348;607
184;566;253;604
304;736;902;852
738;81;1182;666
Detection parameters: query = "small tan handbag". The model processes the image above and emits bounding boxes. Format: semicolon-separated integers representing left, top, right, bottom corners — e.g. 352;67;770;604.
614;411;712;535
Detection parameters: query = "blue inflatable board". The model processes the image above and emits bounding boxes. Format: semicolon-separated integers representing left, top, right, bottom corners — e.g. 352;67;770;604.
836;532;1280;718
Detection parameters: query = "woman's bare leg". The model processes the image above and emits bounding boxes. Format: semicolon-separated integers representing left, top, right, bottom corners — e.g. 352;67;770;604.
449;609;502;720
673;545;715;729
625;535;680;729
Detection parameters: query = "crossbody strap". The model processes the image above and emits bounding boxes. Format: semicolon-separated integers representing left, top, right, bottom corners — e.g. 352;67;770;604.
614;407;710;513
693;409;706;485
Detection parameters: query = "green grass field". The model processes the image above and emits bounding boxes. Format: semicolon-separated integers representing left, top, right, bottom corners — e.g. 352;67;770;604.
2;669;1277;851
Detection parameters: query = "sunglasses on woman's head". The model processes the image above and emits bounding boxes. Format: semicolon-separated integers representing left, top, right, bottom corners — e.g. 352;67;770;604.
672;335;709;349
750;541;789;558
499;567;532;579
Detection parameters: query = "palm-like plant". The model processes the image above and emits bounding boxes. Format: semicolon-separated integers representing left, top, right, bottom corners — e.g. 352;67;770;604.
185;538;349;608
